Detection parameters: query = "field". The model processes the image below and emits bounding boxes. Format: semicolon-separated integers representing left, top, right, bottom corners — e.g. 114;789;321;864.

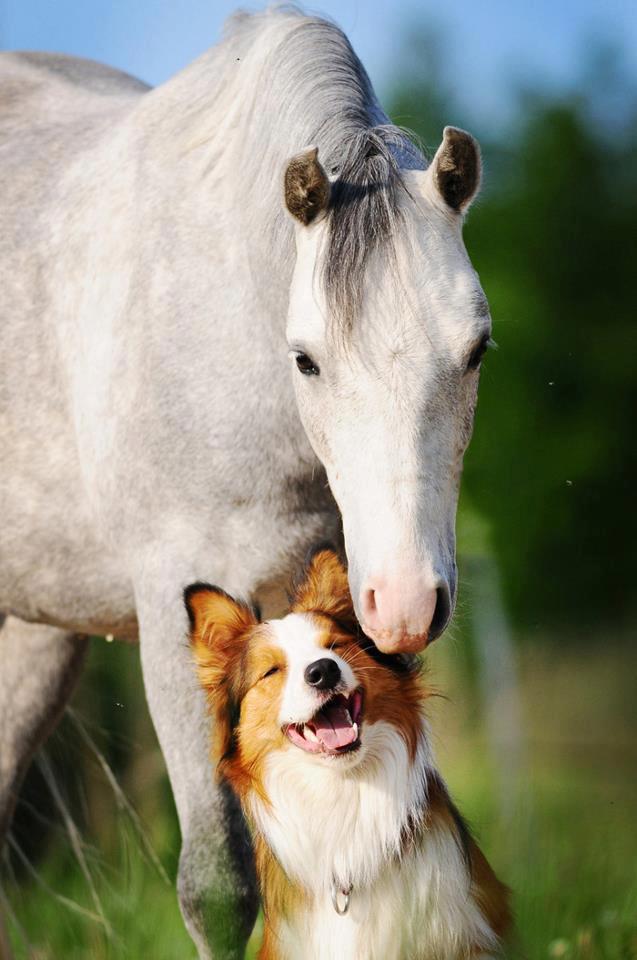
2;11;636;957
2;634;636;960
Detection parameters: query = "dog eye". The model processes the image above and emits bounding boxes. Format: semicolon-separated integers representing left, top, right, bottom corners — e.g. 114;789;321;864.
466;335;491;372
262;665;280;680
294;352;320;376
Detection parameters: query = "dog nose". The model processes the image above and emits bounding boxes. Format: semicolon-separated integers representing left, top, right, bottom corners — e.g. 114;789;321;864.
304;658;341;690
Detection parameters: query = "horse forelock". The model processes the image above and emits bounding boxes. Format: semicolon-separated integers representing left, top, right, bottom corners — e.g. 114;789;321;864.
322;125;424;337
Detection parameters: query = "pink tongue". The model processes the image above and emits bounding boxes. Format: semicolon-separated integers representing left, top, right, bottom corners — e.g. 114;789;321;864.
311;702;357;750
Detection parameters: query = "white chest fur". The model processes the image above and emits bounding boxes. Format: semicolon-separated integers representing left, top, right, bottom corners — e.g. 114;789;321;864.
251;722;497;960
276;842;496;960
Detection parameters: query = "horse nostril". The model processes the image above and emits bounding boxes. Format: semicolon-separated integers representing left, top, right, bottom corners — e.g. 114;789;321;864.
360;586;378;625
304;658;341;690
429;584;452;640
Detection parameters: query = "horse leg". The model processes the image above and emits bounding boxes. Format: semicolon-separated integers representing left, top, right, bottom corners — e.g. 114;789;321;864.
137;582;258;960
0;616;89;844
0;617;87;959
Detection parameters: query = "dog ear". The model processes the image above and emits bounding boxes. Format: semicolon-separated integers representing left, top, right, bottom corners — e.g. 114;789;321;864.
292;546;356;629
185;583;257;765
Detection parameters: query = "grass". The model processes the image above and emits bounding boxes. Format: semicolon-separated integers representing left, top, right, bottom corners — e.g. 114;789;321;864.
2;637;636;959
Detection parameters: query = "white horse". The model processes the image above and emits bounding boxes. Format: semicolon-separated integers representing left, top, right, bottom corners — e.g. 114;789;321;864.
0;8;491;957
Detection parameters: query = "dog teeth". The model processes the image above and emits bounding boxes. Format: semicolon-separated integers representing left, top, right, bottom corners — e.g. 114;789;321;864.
304;725;319;743
352;722;358;738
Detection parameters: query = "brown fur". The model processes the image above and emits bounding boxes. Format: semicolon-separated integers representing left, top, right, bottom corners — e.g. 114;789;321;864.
187;551;511;957
425;771;513;945
254;834;302;918
185;584;258;763
291;546;357;629
188;597;291;804
468;838;512;945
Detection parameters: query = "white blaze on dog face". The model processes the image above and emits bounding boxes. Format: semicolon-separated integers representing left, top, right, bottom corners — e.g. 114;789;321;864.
269;613;363;758
273;613;357;725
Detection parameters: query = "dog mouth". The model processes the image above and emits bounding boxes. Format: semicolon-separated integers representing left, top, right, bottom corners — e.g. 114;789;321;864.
285;690;363;757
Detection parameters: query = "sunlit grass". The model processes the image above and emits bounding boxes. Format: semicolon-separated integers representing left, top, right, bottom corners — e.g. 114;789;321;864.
3;639;636;959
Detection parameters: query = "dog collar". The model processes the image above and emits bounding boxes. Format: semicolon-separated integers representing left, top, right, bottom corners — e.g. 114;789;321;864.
331;879;353;916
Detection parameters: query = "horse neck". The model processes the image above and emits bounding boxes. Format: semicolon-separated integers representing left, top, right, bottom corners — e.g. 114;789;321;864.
131;10;390;318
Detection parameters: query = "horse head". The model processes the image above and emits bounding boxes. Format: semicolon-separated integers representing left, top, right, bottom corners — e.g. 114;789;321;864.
284;127;489;654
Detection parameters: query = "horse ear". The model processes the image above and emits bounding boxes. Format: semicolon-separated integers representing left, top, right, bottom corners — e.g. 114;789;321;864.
185;584;257;766
292;546;356;629
429;126;481;212
284;146;331;226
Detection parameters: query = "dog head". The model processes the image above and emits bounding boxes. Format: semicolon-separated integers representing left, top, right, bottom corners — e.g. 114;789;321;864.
185;548;425;790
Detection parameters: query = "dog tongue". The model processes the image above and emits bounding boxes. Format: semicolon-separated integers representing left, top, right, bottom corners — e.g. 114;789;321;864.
310;700;357;750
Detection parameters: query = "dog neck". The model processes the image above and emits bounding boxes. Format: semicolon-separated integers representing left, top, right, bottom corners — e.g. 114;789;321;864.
249;719;433;898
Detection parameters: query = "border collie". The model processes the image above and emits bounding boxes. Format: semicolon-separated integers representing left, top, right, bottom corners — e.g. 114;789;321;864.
186;547;511;959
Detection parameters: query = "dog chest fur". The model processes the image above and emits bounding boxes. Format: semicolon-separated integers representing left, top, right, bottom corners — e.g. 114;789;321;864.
251;722;498;960
187;548;511;959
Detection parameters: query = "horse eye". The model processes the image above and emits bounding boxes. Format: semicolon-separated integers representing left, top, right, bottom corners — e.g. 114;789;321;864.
295;352;320;376
466;335;491;371
262;665;280;680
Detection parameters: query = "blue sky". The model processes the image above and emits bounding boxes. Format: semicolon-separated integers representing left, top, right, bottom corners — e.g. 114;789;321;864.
2;1;635;133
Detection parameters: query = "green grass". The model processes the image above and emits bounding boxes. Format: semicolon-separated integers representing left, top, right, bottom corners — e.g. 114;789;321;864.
433;639;637;960
3;639;636;959
444;754;637;960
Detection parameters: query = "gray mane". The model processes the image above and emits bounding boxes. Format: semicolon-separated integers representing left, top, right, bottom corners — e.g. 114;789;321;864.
210;7;425;326
325;125;423;329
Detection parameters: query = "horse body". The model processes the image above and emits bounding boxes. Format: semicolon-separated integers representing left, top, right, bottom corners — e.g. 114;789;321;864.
1;36;334;636
0;9;489;957
0;53;142;633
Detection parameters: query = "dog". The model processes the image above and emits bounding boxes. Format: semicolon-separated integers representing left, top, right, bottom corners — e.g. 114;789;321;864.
186;547;511;959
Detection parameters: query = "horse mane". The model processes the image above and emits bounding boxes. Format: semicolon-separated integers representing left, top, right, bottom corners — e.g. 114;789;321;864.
324;124;423;331
183;6;426;329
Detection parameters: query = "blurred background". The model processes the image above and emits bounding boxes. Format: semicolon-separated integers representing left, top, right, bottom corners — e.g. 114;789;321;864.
2;2;636;958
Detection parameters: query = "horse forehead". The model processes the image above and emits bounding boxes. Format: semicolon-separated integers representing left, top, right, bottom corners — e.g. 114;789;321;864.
357;259;487;359
288;196;487;347
376;225;489;349
398;210;481;303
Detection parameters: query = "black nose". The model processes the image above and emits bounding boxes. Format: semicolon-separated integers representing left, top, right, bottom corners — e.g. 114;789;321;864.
304;658;341;690
429;581;453;641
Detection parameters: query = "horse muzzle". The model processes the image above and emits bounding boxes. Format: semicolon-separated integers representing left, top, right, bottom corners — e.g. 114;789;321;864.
358;573;453;654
